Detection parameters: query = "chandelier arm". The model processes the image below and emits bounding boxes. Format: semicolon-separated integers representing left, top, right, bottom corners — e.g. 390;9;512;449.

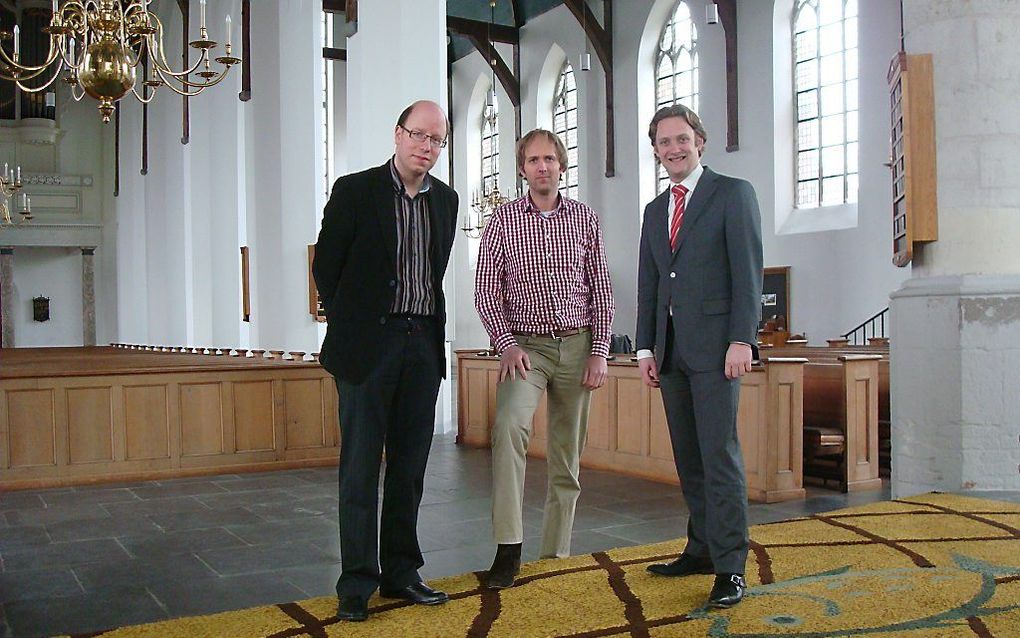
70;82;86;101
0;37;62;74
129;82;157;104
14;61;65;93
152;68;218;97
146;13;209;78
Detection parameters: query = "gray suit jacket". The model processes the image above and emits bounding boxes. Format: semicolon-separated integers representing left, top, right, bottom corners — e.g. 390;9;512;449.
635;166;763;372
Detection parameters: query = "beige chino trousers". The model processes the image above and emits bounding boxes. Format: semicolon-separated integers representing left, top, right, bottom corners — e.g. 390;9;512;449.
490;330;593;558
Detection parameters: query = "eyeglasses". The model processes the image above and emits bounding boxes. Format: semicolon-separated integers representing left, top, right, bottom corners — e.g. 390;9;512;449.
399;125;447;149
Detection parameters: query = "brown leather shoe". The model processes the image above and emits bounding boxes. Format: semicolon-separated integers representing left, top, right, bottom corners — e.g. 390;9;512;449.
646;553;714;577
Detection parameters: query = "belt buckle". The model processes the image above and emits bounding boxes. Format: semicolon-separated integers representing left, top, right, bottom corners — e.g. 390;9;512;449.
549;328;561;341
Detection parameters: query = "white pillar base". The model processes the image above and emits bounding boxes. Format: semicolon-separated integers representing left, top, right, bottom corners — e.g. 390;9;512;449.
890;274;1020;496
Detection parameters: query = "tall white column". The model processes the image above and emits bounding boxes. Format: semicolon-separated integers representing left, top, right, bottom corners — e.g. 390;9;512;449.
345;0;449;180
345;0;454;433
890;1;1020;495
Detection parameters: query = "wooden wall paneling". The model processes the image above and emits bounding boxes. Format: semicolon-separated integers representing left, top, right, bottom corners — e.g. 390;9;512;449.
53;383;69;469
454;352;806;500
221;380;237;455
841;356;882;491
66;387;114;464
124;385;171;461
110;384;126;461
0;385;9;469
167;381;182;468
736;372;764;496
272;379;286;460
7;389;56;468
179;382;225;457
283;378;327;450
764;359;805;501
615;377;644;456
464;365;490;447
232;380;276;453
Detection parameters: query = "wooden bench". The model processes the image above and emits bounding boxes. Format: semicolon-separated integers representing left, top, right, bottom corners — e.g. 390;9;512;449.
763;344;890;479
456;351;808;503
787;355;884;492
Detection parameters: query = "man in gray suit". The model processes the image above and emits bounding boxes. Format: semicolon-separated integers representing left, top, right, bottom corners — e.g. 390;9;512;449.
635;104;763;609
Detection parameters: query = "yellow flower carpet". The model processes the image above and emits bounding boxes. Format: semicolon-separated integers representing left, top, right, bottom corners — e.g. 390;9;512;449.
60;493;1020;637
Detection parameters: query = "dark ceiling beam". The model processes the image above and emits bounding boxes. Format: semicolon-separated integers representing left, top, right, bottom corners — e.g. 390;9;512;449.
461;31;520;108
177;0;189;146
509;0;524;28
562;0;610;71
239;0;251;101
447;16;519;44
716;0;739;151
322;0;344;13
562;0;614;177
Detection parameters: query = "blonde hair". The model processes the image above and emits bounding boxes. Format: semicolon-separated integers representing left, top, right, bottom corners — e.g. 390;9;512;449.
515;129;568;173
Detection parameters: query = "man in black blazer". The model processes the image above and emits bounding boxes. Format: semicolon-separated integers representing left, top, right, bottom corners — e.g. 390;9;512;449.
313;100;458;622
635;104;763;609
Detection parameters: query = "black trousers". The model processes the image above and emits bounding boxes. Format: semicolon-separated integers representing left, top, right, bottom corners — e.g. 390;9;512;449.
334;315;442;599
658;317;749;574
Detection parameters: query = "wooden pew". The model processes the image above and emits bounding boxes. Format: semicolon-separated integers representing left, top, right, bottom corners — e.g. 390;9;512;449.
456;352;808;503
762;343;891;479
789;354;884;492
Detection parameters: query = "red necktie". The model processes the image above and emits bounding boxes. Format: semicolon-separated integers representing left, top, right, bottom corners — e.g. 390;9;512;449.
669;184;688;251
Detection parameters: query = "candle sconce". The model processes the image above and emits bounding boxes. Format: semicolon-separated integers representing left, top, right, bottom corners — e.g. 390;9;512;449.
0;163;31;226
33;295;50;322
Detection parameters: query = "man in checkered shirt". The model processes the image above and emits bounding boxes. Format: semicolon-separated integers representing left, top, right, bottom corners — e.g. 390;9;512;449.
474;129;615;589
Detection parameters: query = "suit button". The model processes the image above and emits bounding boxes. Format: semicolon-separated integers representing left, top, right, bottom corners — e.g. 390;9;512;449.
389;280;396;287
670;272;676;279
379;316;387;325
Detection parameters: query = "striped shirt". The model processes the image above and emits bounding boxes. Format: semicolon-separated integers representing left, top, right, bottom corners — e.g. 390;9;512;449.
389;159;435;315
474;194;615;358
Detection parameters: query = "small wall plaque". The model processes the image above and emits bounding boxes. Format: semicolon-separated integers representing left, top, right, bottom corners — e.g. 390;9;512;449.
33;296;50;322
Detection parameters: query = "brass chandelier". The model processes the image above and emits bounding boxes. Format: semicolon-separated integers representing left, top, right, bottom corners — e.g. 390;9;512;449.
0;0;240;123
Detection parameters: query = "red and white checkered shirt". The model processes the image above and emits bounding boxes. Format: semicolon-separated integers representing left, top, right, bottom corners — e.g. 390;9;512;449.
474;194;615;358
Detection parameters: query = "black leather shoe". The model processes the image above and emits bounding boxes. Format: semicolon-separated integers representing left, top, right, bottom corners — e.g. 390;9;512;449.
337;596;368;621
379;581;449;605
708;573;746;608
483;543;522;589
646;553;714;577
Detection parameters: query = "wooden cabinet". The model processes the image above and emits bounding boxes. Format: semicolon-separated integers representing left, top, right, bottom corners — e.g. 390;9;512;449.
888;52;938;267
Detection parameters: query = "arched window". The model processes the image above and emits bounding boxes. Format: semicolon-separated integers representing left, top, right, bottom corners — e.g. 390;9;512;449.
481;93;500;196
793;0;858;208
553;61;578;200
321;10;336;198
655;1;699;193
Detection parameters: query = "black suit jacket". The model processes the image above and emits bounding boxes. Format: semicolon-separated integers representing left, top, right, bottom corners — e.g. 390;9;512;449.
635;166;763;372
312;162;459;383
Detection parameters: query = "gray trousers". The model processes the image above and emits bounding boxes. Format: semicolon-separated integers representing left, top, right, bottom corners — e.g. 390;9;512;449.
490;331;593;558
658;329;749;575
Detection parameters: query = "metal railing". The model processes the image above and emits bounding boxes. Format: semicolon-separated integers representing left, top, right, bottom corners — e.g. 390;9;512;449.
842;307;889;345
